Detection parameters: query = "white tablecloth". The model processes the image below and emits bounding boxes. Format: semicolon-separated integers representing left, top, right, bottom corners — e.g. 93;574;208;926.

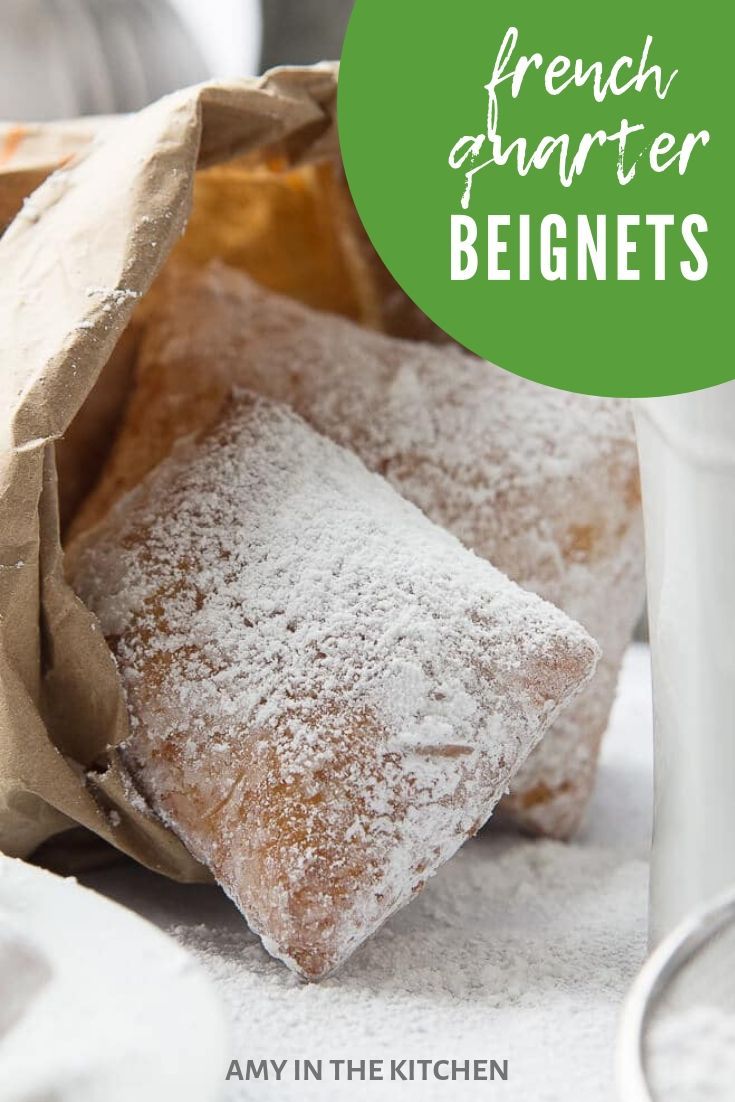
85;644;653;1101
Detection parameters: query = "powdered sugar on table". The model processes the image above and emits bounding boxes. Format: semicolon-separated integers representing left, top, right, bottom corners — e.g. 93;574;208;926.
84;644;653;1101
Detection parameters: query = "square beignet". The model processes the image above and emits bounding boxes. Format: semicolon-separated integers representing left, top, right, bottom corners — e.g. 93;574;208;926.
67;392;598;978
70;262;643;837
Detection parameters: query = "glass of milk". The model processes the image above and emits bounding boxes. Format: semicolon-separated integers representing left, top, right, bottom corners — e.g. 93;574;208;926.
635;382;735;945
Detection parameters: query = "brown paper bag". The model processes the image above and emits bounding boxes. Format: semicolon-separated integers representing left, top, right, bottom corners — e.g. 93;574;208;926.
0;66;387;881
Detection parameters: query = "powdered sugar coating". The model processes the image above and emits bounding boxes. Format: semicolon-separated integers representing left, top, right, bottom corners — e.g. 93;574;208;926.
72;261;642;836
68;393;598;978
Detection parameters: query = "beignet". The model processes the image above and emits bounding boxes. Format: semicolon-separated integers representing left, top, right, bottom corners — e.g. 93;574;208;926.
67;392;598;978
70;262;643;837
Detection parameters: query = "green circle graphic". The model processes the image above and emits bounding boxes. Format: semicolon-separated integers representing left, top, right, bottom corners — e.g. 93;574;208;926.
339;0;732;397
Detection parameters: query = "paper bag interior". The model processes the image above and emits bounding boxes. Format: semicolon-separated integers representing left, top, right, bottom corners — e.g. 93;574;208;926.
56;154;440;533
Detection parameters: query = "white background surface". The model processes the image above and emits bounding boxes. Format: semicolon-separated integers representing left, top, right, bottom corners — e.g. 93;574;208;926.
84;644;654;1102
170;0;262;77
0;0;262;121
